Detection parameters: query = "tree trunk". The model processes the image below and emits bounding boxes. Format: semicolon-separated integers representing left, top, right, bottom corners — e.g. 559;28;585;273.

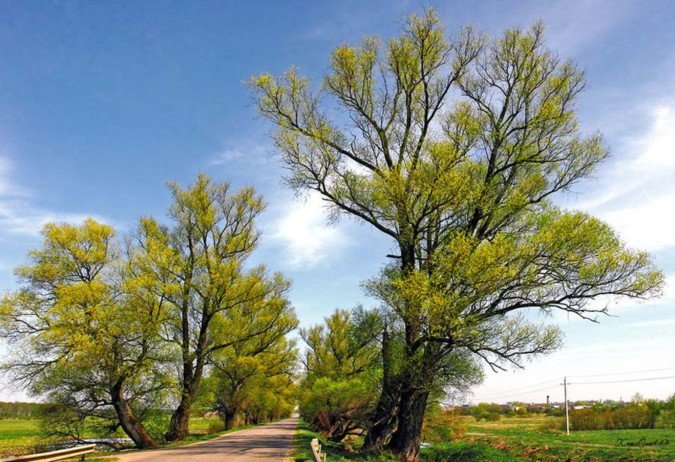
166;352;205;441
225;408;238;429
165;394;193;441
388;388;429;462
363;327;400;450
110;382;157;449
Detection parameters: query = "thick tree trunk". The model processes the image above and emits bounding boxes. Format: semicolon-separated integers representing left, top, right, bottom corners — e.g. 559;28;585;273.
363;327;400;451
110;382;158;449
388;388;429;462
165;394;193;441
224;407;238;430
166;349;205;441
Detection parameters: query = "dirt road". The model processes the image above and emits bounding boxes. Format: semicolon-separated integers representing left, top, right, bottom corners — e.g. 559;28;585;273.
114;416;298;462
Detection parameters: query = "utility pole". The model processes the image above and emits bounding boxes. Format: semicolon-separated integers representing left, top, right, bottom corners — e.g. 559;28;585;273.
563;376;570;435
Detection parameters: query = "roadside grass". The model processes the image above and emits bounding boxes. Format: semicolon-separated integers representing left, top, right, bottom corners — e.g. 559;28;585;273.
291;420;395;462
0;418;41;455
291;420;521;462
463;414;675;462
0;415;245;458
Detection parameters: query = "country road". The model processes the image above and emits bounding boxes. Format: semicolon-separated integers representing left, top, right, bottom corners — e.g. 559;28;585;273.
113;416;298;462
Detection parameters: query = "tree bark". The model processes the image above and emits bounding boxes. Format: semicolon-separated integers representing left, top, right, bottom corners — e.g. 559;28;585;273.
223;407;238;430
387;387;429;462
165;393;193;441
110;381;158;449
363;326;400;450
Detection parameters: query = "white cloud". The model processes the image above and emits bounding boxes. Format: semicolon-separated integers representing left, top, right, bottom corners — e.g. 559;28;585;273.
575;105;675;251
0;156;104;237
269;193;347;269
209;148;244;165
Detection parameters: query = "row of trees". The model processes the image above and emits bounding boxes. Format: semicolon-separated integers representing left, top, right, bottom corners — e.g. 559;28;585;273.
251;9;663;462
0;175;298;448
0;9;664;462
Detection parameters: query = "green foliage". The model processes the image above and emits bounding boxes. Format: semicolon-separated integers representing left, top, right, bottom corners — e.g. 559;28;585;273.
569;404;658;431
134;174;297;441
0;174;300;446
298;309;382;441
251;8;663;457
423;409;467;443
206;306;298;428
0;219;171;448
0;402;49;419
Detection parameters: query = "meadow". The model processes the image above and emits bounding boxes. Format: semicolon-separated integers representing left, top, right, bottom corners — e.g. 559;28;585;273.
292;415;674;462
462;414;673;462
0;415;227;457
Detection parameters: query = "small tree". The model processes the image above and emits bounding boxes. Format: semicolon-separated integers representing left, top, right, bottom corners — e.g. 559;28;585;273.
0;220;170;448
299;308;382;441
251;10;662;461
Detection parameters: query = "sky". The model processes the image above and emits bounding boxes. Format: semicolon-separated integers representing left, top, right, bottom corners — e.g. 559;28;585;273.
0;0;673;404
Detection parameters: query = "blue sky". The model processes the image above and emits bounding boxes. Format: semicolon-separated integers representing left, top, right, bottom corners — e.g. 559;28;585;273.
0;0;674;403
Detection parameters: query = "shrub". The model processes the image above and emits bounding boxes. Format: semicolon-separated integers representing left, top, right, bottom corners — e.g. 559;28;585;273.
569;405;657;430
537;418;562;433
487;412;502;422
142;410;171;442
207;418;226;434
423;410;467;442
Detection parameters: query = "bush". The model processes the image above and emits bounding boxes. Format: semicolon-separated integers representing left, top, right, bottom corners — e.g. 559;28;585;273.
207;419;226;434
537;418;562;433
299;376;379;442
569;405;657;430
142;410;170;442
423;410;467;442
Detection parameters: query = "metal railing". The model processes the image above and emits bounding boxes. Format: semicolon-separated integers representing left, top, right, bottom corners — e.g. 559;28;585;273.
1;444;96;462
310;438;327;462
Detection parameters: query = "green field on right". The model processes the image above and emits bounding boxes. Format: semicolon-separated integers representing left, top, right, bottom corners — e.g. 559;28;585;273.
462;414;674;462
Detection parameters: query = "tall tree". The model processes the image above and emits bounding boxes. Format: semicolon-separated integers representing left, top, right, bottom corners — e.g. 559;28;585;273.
133;174;294;441
0;220;169;449
251;11;662;461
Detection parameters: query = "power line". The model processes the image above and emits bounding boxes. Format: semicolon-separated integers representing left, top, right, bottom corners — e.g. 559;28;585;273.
573;375;675;385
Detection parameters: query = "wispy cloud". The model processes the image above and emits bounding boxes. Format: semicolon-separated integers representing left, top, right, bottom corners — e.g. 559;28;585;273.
208;148;245;165
0;156;105;238
574;104;675;252
268;193;347;269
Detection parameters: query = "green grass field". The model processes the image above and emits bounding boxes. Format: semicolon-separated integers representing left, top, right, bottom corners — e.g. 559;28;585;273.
463;414;675;462
291;417;674;462
0;419;41;455
0;415;228;457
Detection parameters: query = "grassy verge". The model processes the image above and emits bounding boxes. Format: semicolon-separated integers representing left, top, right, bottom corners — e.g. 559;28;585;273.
464;414;674;462
0;416;249;458
291;419;522;462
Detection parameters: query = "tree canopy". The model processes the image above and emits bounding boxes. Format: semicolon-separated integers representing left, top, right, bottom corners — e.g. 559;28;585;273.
251;10;663;461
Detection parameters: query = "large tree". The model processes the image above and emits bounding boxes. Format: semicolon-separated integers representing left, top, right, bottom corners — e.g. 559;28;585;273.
0;220;170;449
251;11;662;461
133;174;295;441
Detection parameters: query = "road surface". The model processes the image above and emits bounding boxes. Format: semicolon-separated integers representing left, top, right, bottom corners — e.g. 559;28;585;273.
114;416;298;462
